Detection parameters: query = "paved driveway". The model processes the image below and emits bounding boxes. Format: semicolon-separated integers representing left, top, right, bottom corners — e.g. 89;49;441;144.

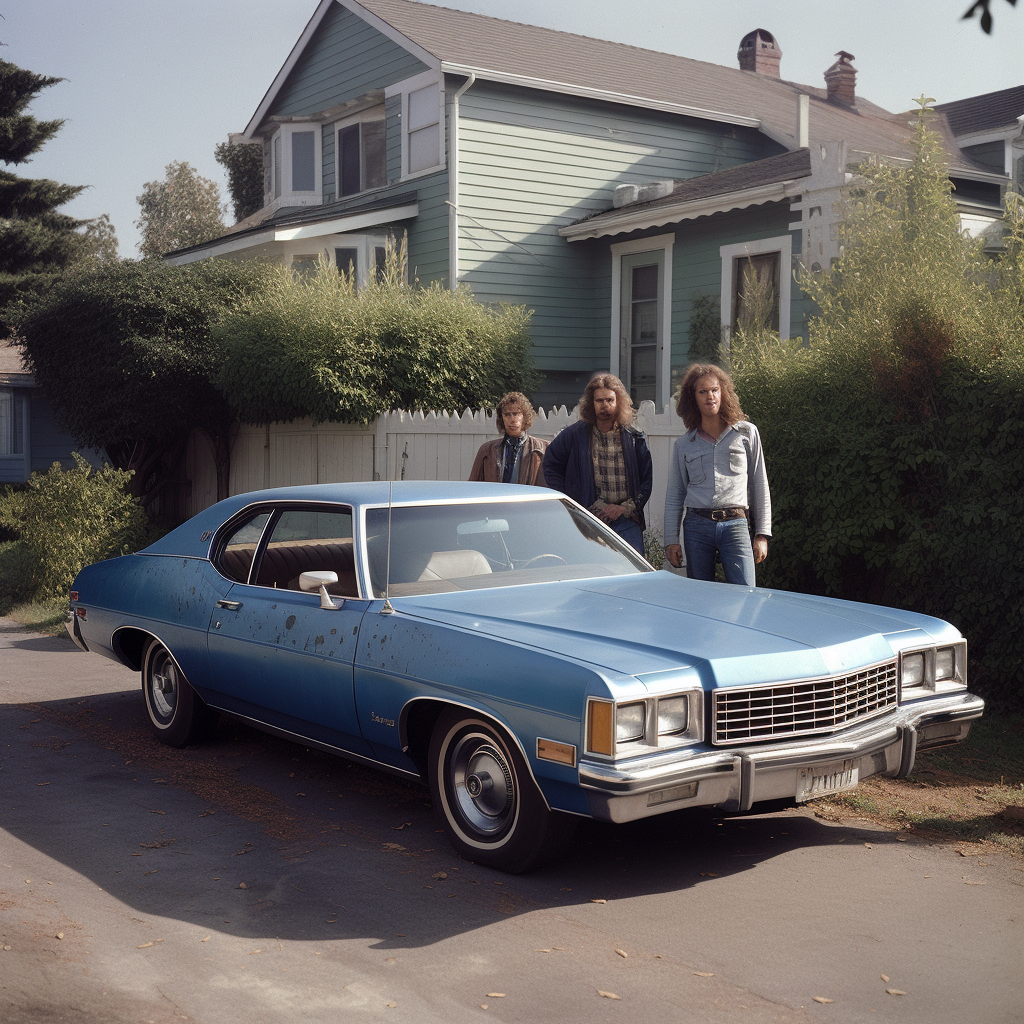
1;617;1021;1023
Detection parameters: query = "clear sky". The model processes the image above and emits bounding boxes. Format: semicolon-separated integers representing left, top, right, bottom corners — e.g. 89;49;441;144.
4;0;1019;256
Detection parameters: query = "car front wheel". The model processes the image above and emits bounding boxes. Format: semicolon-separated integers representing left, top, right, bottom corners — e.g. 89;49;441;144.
142;639;217;747
428;708;576;872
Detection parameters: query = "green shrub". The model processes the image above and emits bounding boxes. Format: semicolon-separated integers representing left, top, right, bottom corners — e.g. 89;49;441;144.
733;107;1024;712
214;237;538;425
0;454;148;601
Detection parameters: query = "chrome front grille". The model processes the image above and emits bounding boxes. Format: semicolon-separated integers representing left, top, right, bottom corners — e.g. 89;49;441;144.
712;660;898;745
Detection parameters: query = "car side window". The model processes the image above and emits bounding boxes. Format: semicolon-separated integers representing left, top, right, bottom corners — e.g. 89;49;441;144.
254;508;358;597
215;512;272;583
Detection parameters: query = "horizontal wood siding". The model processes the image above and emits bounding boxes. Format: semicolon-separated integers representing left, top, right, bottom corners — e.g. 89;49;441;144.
667;202;802;377
269;3;428;119
454;82;778;379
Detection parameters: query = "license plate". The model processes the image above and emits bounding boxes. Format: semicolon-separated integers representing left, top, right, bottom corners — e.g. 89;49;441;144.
796;759;858;802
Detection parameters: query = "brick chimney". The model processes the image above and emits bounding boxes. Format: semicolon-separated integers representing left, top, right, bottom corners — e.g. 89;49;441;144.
738;29;782;78
824;51;857;108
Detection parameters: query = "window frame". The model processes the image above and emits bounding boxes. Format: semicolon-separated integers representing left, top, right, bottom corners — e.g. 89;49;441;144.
609;233;674;411
719;235;792;342
385;70;445;180
335;109;387;199
268;122;323;205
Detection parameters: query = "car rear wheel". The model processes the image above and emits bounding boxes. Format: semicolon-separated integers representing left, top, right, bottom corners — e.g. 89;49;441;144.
428;708;576;873
142;639;217;747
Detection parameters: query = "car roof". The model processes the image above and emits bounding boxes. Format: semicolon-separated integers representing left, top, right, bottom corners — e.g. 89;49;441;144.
142;482;559;559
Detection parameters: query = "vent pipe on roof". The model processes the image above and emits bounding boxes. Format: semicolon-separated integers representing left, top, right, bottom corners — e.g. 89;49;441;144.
825;51;857;108
738;29;782;78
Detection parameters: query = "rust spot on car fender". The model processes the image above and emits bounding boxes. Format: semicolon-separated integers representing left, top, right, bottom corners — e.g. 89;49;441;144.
285;615;296;631
330;628;337;636
315;636;324;646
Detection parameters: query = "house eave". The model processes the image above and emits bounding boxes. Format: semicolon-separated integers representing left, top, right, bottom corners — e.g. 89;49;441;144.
164;202;419;264
439;62;761;129
559;182;794;242
243;0;441;139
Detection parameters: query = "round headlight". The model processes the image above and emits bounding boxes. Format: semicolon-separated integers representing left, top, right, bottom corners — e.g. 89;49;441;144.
615;702;645;743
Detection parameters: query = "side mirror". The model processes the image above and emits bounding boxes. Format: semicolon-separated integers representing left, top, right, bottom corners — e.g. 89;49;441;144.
299;570;342;610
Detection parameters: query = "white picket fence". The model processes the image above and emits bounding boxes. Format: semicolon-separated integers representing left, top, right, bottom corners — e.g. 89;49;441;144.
182;401;690;541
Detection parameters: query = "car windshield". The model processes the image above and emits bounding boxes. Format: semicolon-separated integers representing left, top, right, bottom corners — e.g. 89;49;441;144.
365;498;650;597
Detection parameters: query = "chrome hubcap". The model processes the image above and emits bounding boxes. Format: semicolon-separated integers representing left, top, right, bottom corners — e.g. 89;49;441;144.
149;652;178;722
450;737;515;836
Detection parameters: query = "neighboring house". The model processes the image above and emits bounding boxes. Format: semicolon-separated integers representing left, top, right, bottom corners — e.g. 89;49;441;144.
936;84;1022;244
0;342;95;484
166;0;1007;409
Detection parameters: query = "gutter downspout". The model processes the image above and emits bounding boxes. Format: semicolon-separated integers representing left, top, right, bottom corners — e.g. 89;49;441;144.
448;72;476;288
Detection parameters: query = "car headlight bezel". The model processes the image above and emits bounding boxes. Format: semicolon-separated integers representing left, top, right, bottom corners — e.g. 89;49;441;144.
899;640;967;701
586;688;703;758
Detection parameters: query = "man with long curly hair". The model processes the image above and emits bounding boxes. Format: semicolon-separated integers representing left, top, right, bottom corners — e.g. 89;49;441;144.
543;374;652;553
664;363;771;585
468;391;547;485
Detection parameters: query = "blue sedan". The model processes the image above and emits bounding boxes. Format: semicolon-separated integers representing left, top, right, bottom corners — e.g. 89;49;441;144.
66;482;984;872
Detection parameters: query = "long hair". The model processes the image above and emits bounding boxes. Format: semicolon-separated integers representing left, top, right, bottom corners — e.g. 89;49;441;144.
494;391;534;435
676;363;745;432
578;373;634;427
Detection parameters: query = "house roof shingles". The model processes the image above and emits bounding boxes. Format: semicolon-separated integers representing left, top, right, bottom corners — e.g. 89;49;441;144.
935;84;1024;137
351;0;985;174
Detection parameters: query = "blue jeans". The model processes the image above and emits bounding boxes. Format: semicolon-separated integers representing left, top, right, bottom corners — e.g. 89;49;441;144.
683;511;756;586
610;515;644;554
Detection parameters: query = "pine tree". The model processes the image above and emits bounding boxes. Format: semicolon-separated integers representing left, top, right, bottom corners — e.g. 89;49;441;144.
0;58;94;333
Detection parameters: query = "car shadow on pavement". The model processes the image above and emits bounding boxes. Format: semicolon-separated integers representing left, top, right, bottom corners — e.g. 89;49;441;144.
1;692;910;952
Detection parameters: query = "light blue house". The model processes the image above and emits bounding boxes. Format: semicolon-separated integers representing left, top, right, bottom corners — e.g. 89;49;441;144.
167;0;1005;409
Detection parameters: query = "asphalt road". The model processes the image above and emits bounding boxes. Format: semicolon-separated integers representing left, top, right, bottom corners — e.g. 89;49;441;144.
1;616;1021;1024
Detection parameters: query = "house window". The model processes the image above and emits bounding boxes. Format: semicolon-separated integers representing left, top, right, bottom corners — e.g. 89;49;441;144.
332;236;392;288
732;252;780;334
0;388;26;456
270;123;322;203
720;236;792;342
386;72;444;178
610;234;674;410
337;120;386;197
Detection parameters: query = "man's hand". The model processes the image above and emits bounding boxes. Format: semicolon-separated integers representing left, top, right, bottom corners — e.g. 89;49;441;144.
600;504;627;522
753;535;769;564
665;544;683;568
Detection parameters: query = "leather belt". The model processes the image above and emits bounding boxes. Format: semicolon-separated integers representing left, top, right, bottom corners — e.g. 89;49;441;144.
688;506;748;522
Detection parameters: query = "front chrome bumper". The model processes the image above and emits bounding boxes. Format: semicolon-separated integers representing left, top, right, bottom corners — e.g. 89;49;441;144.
579;691;985;823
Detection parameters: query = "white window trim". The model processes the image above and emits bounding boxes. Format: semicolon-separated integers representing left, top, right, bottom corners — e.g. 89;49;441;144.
267;122;323;212
610;233;674;411
283;233;397;290
720;235;792;342
385;70;445;180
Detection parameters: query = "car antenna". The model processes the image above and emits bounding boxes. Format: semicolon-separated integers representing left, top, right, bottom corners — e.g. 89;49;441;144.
381;480;395;615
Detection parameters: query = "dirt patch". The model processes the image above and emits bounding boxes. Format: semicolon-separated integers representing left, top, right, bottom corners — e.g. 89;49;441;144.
812;715;1024;855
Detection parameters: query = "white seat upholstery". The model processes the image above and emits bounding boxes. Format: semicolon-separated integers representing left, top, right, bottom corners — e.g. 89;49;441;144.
417;549;492;581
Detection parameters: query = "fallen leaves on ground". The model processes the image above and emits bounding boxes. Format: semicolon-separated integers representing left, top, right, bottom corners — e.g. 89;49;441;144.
598;990;621;1000
812;996;834;1004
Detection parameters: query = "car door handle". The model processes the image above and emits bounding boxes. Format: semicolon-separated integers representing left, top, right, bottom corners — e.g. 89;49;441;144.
216;599;242;611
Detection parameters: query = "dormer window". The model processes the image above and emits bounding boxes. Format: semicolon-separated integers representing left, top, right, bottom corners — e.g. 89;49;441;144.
269;123;322;206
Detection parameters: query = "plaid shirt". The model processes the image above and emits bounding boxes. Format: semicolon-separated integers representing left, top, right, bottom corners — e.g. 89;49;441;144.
590;427;637;517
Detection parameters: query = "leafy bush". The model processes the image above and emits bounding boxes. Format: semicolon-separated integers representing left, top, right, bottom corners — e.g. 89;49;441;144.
0;454;148;601
733;107;1024;711
215;238;538;424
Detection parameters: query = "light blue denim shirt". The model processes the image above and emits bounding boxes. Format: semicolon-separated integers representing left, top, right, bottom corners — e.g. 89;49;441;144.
663;421;772;546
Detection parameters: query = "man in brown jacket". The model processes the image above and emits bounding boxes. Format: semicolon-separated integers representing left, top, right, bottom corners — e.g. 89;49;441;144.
469;391;547;485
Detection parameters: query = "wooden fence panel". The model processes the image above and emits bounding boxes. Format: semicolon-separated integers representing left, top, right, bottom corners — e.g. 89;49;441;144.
186;401;689;542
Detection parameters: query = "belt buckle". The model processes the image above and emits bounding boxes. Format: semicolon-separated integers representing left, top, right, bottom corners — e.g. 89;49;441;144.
711;509;725;522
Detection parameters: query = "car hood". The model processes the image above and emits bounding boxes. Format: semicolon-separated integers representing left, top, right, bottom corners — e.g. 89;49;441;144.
397;572;956;688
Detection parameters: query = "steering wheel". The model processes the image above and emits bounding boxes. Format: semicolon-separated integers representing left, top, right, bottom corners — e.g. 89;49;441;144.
521;553;568;569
